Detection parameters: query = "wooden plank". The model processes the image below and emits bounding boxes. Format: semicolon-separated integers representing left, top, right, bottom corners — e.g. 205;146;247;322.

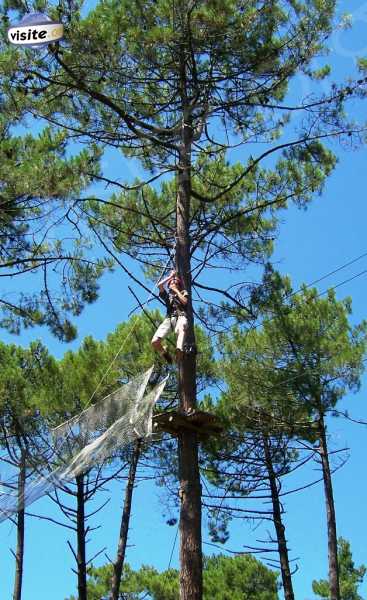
153;410;224;438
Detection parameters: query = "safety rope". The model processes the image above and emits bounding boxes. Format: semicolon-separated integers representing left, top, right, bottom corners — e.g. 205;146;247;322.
87;259;173;405
53;253;174;437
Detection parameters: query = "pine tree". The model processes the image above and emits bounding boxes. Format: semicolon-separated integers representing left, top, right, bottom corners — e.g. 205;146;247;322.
206;326;307;600
80;553;279;600
0;116;108;340
0;340;58;600
313;537;366;600
247;269;367;600
2;2;367;598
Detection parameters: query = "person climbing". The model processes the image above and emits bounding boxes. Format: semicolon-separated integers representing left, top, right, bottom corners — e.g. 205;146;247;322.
151;269;189;363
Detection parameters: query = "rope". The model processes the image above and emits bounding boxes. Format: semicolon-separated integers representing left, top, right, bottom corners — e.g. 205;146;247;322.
168;523;179;569
53;254;174;436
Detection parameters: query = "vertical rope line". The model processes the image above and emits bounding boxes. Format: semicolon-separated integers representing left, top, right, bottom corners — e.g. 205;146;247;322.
52;254;173;441
168;523;179;569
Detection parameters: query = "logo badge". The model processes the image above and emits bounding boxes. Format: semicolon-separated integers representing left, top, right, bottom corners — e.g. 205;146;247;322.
7;12;64;48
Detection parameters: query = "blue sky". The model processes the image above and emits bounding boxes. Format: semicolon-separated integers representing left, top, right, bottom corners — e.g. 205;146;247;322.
1;1;367;599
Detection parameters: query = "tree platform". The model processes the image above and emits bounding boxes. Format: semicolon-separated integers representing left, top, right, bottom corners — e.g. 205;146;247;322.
152;410;223;440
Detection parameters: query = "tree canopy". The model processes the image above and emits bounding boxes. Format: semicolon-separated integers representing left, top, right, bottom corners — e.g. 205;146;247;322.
313;538;366;600
81;553;279;600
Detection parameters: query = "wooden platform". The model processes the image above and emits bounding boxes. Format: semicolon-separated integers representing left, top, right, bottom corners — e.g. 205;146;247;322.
152;410;224;440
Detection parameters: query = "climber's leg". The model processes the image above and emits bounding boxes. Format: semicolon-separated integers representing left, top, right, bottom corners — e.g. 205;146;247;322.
151;317;176;363
175;316;188;359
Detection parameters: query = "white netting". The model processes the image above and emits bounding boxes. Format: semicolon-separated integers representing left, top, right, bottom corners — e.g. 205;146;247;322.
0;370;168;523
51;367;154;449
61;376;167;479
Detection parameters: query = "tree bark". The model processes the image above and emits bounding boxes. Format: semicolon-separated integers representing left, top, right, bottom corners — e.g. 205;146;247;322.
76;474;87;600
13;451;26;600
317;414;340;600
110;440;141;600
262;434;295;600
176;154;203;600
175;24;203;599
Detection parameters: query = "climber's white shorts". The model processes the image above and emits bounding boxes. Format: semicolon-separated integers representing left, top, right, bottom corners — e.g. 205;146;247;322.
152;316;188;350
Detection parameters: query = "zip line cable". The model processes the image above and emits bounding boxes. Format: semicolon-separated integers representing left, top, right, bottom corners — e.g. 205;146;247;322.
263;265;367;330
221;355;367;417
188;247;367;341
318;268;367;297
211;262;367;417
291;250;367;295
208;252;367;343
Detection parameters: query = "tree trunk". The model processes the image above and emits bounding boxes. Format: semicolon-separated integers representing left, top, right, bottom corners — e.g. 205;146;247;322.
175;32;203;600
110;440;141;600
317;414;340;600
13;451;26;600
76;474;87;600
176;158;203;600
262;434;295;600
